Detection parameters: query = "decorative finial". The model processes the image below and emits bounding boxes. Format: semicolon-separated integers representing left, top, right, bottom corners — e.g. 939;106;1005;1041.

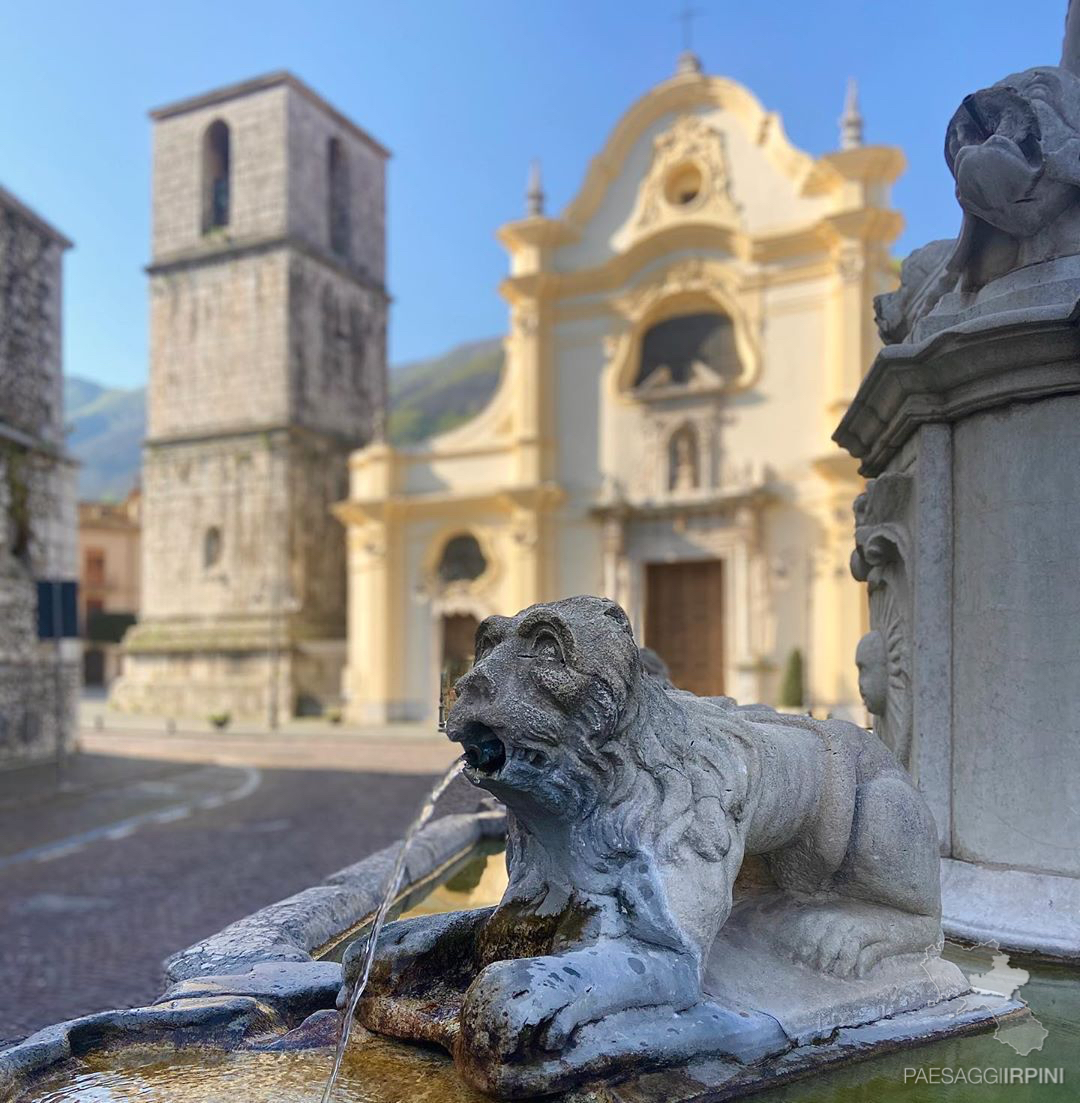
840;77;864;150
526;159;545;217
677;50;703;76
675;3;703;75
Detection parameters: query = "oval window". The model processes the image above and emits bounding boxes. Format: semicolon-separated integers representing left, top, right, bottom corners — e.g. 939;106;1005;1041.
437;534;486;584
664;162;703;206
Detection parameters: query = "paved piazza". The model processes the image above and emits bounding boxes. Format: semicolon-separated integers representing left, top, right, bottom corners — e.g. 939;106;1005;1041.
0;723;471;1046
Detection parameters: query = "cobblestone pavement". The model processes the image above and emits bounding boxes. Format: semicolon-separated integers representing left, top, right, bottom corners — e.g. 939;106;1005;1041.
0;727;478;1047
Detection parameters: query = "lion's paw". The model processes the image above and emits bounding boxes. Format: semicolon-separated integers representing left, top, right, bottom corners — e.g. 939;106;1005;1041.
462;957;588;1060
782;907;887;978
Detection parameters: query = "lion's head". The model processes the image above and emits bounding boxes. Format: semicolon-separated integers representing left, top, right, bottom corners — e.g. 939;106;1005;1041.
446;596;642;823
447;595;746;898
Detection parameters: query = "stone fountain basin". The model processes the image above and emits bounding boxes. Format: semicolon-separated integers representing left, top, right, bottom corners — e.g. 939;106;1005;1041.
0;956;1039;1103
1;804;1067;1103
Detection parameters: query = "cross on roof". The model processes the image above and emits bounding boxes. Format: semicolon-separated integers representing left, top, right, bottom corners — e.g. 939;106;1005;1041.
676;2;704;53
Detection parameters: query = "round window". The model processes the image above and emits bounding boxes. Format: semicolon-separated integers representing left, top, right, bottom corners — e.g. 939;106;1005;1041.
664;163;704;207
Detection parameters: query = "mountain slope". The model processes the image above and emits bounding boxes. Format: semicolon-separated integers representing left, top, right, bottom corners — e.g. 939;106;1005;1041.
65;378;146;500
388;337;504;445
64;336;506;499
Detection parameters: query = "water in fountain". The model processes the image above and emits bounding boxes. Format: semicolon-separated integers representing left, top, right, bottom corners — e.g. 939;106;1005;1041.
320;758;465;1103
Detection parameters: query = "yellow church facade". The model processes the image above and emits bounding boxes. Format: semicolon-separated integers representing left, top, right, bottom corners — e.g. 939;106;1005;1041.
336;59;903;725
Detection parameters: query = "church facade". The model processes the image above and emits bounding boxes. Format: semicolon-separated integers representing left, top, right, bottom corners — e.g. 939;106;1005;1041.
338;58;903;725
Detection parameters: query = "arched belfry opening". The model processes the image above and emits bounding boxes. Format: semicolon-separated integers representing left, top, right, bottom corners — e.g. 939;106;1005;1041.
328;137;351;258
202;120;231;232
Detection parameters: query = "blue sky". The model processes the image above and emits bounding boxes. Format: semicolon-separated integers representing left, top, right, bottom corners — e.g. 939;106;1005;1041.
0;0;1066;390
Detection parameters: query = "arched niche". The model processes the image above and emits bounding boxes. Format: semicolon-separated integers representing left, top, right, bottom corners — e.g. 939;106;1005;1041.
668;422;701;492
436;532;487;585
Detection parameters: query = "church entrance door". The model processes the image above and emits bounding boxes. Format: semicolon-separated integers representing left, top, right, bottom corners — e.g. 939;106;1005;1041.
645;560;725;696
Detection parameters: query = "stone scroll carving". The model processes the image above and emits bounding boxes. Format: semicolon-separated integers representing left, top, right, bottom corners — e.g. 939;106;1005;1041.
876;65;1080;343
850;474;913;770
340;595;964;1097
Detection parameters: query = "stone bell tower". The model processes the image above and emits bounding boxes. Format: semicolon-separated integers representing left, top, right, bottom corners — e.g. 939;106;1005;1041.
112;72;389;721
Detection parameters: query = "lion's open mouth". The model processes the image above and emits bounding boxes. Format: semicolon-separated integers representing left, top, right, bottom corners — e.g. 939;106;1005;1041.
458;721;507;776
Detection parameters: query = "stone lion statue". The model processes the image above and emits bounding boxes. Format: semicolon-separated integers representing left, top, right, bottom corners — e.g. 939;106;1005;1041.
342;596;956;1096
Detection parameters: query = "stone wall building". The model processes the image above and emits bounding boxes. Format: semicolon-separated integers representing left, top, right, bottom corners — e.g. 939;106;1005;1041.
0;186;79;765
337;59;903;724
79;488;140;687
112;73;389;722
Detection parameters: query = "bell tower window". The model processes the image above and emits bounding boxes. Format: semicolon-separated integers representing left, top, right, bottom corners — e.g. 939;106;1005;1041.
202;120;231;233
328;137;351;258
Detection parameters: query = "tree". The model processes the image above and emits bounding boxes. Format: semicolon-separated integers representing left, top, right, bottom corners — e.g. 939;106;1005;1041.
779;648;804;709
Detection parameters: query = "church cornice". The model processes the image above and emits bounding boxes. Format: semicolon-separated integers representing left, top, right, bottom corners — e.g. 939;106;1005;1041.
497;210;901;308
334;482;564;525
144;421;364;452
803;145;907;195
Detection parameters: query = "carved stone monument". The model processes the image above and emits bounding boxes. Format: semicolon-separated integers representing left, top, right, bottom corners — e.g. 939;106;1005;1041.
836;3;1080;960
343;597;971;1097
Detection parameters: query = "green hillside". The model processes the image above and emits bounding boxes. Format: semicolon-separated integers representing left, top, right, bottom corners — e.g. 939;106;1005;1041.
64;377;146;500
64;336;506;500
388;337;504;445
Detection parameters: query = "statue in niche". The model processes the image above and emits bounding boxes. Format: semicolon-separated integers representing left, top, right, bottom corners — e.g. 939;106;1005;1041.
877;62;1080;343
341;595;963;1097
668;423;700;492
850;475;913;769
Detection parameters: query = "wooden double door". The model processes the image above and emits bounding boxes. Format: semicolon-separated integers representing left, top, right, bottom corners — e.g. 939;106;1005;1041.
644;559;725;696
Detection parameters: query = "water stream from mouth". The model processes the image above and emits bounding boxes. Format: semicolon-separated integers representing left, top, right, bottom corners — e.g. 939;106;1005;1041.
319;757;465;1103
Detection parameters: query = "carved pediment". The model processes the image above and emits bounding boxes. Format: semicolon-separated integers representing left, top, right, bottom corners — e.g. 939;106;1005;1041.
627;115;743;239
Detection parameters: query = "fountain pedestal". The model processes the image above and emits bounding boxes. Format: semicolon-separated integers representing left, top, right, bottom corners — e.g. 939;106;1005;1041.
837;233;1080;963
